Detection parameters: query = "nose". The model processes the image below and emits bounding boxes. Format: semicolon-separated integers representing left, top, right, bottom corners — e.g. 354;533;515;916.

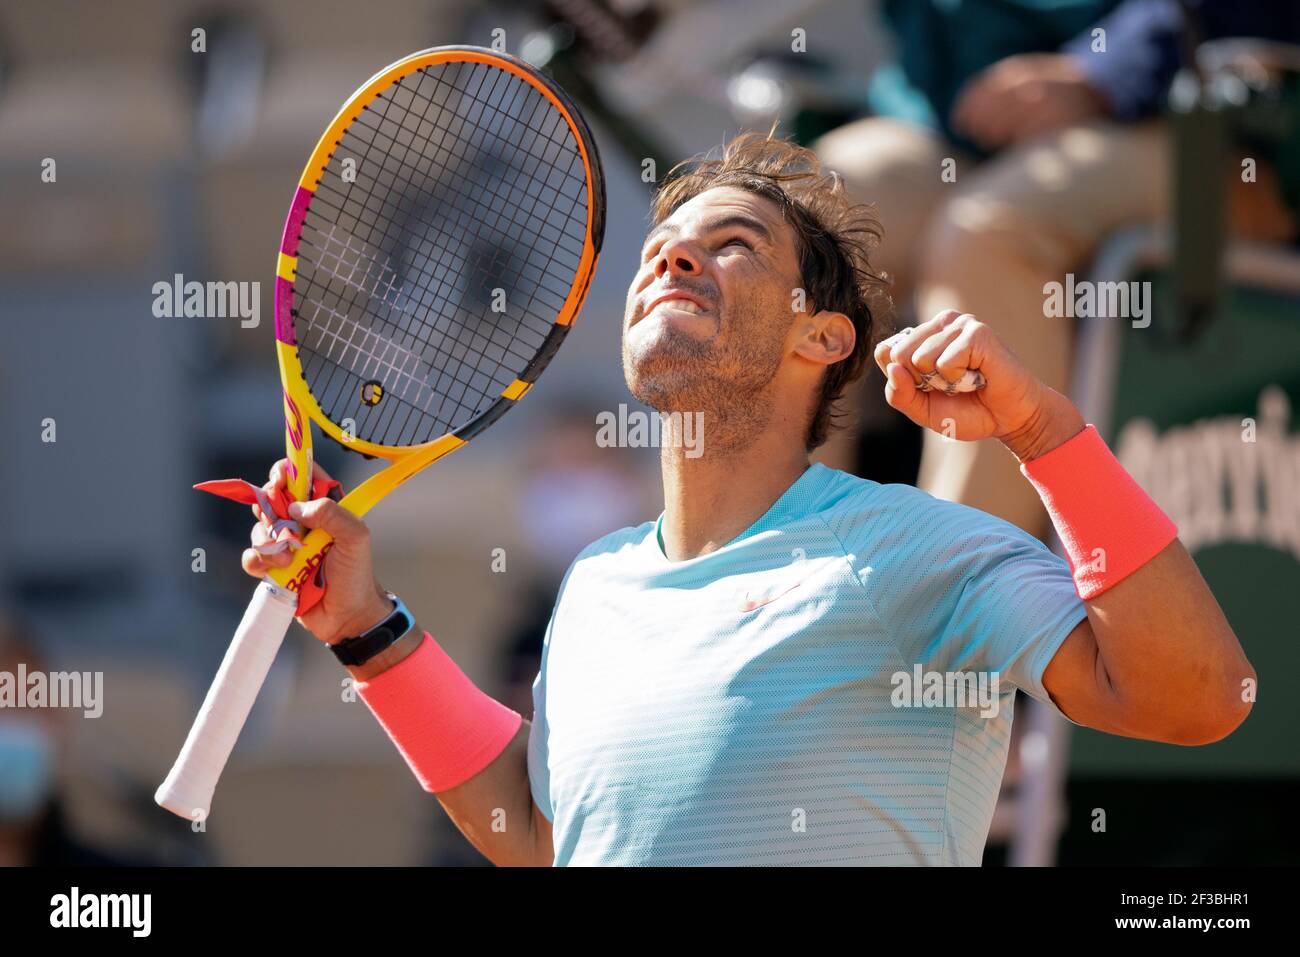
654;235;702;279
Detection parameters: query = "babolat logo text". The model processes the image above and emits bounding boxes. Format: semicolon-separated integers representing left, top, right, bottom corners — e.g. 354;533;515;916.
0;665;102;718
152;273;260;328
50;887;151;938
1042;273;1151;328
890;665;1001;718
596;404;705;459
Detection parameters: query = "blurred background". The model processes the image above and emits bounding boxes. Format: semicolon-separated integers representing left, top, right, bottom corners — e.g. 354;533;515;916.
0;0;1296;866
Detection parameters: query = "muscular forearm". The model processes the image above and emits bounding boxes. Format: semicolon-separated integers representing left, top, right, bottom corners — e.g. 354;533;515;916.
354;632;546;864
879;311;1255;744
433;723;553;866
1015;396;1255;743
347;634;550;865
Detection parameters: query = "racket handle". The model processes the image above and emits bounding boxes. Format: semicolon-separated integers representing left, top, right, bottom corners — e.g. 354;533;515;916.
156;580;298;820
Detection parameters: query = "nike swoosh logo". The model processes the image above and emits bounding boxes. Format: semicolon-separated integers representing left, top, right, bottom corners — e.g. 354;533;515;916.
739;582;801;613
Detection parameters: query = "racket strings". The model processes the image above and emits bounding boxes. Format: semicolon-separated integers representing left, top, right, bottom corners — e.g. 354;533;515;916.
343;63;587;352
293;59;591;448
304;223;482;399
305;218;548;399
302;86;555;440
303;103;578;443
344;63;586;379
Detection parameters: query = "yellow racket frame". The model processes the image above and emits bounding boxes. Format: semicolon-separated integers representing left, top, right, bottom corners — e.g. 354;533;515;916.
266;46;602;598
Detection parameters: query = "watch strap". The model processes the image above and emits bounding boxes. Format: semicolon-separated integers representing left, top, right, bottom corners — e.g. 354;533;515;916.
331;594;416;667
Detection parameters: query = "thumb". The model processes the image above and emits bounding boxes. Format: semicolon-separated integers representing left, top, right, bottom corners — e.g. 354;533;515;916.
288;498;367;544
883;362;926;421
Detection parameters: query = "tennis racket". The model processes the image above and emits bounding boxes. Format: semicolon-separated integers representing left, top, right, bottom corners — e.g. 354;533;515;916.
156;46;605;821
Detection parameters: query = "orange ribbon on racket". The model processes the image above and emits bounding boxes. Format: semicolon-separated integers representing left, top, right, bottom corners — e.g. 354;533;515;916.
195;476;342;614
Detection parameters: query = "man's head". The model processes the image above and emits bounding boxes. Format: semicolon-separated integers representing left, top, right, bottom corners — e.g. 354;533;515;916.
623;131;889;453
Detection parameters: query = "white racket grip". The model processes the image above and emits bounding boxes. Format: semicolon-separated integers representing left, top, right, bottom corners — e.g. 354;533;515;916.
156;580;298;820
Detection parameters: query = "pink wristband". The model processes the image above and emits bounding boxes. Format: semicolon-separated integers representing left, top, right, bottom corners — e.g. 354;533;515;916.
1021;424;1178;599
357;633;523;792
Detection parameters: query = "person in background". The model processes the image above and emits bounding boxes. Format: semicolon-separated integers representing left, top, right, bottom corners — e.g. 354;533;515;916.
0;617;134;866
815;0;1300;538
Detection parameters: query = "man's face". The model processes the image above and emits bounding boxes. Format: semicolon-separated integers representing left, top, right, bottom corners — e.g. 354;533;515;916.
623;186;804;419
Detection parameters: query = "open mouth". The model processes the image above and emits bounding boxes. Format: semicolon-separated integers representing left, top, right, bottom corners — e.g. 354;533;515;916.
644;290;713;320
651;298;708;316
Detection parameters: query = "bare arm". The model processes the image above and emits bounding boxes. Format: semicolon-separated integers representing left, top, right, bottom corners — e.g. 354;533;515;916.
340;634;552;866
877;311;1256;746
1042;540;1254;745
431;722;553;867
1005;392;1255;744
245;459;554;867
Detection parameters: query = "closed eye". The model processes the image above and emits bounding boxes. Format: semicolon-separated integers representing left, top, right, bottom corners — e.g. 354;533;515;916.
722;235;754;251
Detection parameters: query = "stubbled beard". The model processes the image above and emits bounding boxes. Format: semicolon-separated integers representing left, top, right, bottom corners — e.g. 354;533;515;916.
622;302;786;457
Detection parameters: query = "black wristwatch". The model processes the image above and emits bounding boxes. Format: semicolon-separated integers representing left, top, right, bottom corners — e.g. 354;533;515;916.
330;593;417;667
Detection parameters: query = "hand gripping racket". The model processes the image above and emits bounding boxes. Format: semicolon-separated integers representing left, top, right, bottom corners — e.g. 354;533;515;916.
156;46;605;820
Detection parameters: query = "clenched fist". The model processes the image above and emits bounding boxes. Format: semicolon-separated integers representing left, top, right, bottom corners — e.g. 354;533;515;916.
874;309;1085;462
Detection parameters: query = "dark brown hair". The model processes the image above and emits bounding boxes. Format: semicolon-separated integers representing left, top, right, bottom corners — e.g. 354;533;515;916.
651;130;892;451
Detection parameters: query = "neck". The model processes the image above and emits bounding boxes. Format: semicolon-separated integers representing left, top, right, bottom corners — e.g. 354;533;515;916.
658;417;810;562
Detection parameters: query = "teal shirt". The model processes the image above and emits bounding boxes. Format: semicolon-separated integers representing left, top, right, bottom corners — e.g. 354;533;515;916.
870;0;1122;150
528;463;1086;865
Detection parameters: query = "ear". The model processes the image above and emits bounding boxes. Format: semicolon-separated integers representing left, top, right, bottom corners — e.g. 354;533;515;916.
792;309;856;367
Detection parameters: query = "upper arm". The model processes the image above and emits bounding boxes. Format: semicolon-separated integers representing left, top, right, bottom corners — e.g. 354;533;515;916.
1042;541;1254;745
1039;617;1132;735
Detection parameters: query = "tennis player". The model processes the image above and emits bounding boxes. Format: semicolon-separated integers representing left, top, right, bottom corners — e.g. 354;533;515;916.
243;132;1255;866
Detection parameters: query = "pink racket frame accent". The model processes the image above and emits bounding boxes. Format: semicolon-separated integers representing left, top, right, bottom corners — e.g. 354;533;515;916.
275;186;314;345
